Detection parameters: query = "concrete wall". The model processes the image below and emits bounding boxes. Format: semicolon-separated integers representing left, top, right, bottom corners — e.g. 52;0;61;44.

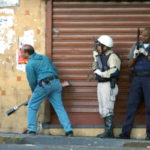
0;0;46;133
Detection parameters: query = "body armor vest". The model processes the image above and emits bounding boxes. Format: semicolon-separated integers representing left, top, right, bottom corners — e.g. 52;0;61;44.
96;53;119;83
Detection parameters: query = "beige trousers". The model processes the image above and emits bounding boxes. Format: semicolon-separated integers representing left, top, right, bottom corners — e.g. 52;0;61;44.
97;82;118;118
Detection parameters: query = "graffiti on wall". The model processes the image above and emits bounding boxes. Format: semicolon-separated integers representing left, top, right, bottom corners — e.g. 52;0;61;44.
0;9;15;54
0;0;19;7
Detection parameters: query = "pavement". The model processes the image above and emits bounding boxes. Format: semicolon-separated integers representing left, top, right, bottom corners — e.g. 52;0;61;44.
0;133;150;150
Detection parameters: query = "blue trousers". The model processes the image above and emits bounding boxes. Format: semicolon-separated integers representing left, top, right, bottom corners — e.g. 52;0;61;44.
27;79;72;132
122;76;150;136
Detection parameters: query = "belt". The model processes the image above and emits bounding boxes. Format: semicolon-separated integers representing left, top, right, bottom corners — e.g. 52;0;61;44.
134;72;150;77
39;75;58;86
98;80;110;83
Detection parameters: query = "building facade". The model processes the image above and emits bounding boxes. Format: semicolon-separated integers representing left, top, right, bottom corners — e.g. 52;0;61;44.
0;0;150;138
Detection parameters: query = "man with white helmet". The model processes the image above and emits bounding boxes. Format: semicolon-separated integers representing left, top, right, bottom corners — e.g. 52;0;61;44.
92;35;121;138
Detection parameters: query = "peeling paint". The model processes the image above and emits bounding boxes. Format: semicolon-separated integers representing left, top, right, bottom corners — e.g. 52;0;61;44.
53;28;59;33
0;16;14;28
1;56;14;70
0;9;15;54
0;0;19;7
16;30;34;72
2;61;8;65
0;9;14;15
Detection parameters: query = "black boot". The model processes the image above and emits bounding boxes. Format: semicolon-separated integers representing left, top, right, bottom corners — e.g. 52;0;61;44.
65;131;74;137
145;136;150;140
116;133;130;139
97;115;114;138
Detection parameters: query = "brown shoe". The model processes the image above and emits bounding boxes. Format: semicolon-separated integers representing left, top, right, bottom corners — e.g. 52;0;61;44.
23;130;36;135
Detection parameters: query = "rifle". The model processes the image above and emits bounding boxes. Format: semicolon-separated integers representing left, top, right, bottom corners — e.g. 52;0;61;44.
129;28;140;81
136;28;140;50
87;40;100;81
6;81;71;116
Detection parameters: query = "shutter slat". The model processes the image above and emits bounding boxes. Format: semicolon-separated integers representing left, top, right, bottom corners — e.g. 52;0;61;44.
50;0;150;125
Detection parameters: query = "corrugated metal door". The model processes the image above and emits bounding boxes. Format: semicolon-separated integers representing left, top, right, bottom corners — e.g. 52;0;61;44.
49;0;150;126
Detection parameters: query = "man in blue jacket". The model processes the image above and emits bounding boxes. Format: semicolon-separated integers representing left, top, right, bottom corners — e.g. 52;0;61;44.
117;27;150;140
21;44;73;136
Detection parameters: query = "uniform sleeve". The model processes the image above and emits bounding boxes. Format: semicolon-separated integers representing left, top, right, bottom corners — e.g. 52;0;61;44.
147;44;150;55
100;54;121;78
128;45;136;60
26;64;37;92
92;61;98;71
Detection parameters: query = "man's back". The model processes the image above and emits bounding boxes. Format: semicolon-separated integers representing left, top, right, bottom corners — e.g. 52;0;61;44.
26;53;58;92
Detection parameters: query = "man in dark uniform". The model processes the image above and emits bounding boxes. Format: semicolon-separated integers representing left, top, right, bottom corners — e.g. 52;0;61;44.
21;44;73;136
117;27;150;140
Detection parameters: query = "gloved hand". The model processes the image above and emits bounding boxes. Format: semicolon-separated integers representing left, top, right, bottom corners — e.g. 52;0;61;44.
133;49;140;59
139;48;148;56
94;69;102;76
93;51;98;62
92;61;98;71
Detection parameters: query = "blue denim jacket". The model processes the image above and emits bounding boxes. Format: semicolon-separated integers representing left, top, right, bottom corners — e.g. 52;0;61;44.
26;53;58;92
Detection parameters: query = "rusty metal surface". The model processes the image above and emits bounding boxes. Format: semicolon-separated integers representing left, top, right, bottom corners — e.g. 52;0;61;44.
48;0;150;125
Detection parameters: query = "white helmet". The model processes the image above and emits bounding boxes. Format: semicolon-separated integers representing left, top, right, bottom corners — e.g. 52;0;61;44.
97;35;113;48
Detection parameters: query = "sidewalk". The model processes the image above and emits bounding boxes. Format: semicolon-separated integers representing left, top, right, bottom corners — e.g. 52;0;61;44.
0;133;149;150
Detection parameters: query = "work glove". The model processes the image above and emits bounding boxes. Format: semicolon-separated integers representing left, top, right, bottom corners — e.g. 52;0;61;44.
139;48;148;56
93;51;99;62
92;61;98;71
94;69;102;76
133;49;140;59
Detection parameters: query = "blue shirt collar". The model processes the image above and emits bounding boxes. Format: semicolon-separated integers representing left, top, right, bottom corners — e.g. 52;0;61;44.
29;52;36;60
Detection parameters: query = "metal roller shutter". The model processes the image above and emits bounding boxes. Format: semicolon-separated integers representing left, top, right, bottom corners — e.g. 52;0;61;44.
48;0;150;126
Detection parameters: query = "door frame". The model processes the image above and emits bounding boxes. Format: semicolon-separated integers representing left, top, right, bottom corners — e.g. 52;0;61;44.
44;0;53;123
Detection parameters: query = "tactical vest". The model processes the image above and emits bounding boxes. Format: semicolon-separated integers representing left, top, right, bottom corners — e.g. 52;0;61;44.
134;44;150;73
96;53;119;83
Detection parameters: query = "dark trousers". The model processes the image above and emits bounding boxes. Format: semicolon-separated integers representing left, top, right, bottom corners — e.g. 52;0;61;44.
122;76;150;136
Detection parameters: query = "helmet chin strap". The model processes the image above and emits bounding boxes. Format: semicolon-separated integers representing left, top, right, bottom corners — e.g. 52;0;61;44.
101;45;104;54
100;44;111;55
101;44;108;55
